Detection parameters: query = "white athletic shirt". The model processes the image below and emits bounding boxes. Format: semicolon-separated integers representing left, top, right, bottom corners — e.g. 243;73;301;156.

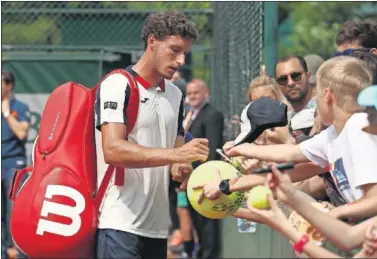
94;67;185;239
299;113;377;203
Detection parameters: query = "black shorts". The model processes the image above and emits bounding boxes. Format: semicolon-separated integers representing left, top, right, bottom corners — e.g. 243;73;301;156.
169;176;181;230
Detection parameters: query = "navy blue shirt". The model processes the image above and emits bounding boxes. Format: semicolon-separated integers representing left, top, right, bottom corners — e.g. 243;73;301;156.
1;97;30;164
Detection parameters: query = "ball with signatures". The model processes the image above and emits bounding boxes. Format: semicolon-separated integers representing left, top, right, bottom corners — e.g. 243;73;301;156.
187;161;244;219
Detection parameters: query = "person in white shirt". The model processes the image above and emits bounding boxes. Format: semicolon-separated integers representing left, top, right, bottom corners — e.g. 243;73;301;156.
194;56;377;222
94;11;209;259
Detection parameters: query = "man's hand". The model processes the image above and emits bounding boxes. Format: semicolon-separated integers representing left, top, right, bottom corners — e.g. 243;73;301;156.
193;169;222;204
171;163;193;190
7;247;19;259
176;138;209;163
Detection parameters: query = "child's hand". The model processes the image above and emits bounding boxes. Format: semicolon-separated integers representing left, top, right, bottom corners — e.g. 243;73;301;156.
266;165;298;206
327;206;343;219
192;169;222;204
362;222;377;256
320;201;335;211
225;143;253;157
241;158;262;174
246;192;288;230
222;141;235;153
265;126;294;145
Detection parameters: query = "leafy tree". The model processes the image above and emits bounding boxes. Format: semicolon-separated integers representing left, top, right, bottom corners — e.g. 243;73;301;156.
278;2;377;59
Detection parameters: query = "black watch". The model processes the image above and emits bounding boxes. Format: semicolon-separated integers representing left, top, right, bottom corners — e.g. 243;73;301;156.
219;179;232;195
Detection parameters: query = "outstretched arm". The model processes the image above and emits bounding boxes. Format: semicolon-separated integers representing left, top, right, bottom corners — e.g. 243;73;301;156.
289;191;376;251
228;162;326;192
225;143;308;163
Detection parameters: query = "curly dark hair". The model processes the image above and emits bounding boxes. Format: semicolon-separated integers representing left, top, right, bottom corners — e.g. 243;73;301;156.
335;18;377;48
141;11;198;49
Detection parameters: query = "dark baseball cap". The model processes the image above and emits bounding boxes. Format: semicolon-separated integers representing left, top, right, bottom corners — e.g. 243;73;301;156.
234;97;288;146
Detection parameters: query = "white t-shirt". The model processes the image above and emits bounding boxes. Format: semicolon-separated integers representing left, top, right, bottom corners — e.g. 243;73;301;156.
94;70;184;239
299;113;377;203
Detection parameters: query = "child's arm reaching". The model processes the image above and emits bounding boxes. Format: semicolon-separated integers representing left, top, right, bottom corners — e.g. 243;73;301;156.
224;143;308;163
354;221;377;258
245;185;377;258
192;162;327;202
328;184;377;220
228;162;326;193
268;166;377;252
245;193;343;258
232;208;264;224
290;189;376;251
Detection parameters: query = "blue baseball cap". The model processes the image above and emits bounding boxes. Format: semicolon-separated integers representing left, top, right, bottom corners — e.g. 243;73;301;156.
358;85;377;110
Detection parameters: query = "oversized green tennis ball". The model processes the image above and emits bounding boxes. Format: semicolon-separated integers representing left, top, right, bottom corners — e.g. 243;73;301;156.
248;185;272;209
187;161;244;219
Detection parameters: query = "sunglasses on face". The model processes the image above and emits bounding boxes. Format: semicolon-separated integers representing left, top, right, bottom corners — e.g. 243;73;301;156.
334;48;371;57
276;71;303;86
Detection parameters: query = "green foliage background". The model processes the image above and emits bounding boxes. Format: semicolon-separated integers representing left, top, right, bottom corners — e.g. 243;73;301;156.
2;1;377;82
278;2;377;59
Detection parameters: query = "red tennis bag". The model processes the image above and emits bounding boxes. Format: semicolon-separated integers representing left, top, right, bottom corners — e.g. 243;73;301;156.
8;69;139;258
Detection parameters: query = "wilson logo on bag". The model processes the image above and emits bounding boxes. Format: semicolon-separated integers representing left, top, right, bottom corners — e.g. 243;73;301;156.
9;69;139;258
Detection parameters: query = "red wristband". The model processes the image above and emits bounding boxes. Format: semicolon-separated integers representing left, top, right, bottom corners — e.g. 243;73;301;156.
293;234;309;254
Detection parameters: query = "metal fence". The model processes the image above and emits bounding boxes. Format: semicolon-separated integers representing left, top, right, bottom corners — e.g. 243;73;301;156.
2;2;213;47
2;2;263;118
1;2;214;88
212;2;264;140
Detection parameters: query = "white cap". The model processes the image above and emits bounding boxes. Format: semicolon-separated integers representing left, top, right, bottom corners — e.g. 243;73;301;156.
234;103;252;145
290;108;315;131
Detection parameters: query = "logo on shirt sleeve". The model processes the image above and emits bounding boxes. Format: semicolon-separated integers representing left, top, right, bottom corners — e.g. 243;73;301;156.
104;101;118;110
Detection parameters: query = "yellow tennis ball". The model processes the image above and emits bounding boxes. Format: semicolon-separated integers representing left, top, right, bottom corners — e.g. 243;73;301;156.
230;157;247;174
231;157;243;168
187;161;244;219
248;185;272;209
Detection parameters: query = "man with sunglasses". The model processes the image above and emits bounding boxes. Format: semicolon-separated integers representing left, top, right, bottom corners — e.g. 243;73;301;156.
334;18;377;57
275;55;316;118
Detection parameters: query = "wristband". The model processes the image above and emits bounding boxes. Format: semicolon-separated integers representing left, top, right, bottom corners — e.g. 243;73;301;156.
177;191;188;208
3;111;10;118
293;234;309;254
